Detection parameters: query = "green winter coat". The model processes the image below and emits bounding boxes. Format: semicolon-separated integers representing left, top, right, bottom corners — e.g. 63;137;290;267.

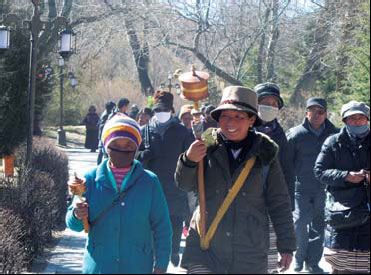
175;129;296;274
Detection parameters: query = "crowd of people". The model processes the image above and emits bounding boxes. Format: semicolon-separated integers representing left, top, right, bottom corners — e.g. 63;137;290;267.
72;83;369;274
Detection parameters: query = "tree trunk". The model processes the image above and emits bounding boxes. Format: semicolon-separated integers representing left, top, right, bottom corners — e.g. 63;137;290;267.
266;0;279;82
335;1;356;94
122;4;154;96
257;7;271;83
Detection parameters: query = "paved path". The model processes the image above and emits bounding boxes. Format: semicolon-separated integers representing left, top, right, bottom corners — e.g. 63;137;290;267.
41;148;331;274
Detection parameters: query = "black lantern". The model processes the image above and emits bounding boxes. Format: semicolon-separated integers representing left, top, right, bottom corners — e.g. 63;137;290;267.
0;25;10;50
58;28;76;59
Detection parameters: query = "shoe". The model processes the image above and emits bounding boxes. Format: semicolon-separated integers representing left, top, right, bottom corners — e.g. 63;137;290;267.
294;262;303;272
305;265;324;274
171;253;180;267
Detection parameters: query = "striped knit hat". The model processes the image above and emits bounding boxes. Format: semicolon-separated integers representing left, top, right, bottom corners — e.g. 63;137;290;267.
101;113;142;151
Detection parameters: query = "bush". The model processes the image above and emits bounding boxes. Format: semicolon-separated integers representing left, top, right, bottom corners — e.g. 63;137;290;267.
15;137;69;226
0;137;70;272
0;207;27;274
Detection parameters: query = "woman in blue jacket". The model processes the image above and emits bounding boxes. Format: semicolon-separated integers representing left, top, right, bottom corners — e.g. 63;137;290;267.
66;113;172;274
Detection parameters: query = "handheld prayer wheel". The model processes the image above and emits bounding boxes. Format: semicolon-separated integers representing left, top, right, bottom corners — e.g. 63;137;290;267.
179;65;208;243
68;173;90;233
178;65;210;111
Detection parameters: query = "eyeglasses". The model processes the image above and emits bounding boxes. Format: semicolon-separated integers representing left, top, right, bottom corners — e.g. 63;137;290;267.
346;116;368;124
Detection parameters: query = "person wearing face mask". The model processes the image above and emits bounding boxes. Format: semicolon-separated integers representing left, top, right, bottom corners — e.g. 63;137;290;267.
137;90;194;268
254;83;295;274
286;97;339;273
314;101;370;274
175;86;296;274
66;113;172;274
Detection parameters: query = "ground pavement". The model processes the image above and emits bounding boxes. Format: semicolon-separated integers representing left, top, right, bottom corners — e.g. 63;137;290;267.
40;148;331;274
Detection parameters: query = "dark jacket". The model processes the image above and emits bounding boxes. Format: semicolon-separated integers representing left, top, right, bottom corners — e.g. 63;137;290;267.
314;128;370;251
256;120;295;209
175;129;296;274
83;113;100;150
286;118;338;195
137;117;194;218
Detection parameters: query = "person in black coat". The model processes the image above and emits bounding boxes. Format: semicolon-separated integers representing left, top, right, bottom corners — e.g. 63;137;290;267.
136;90;194;267
254;82;296;273
83;106;100;152
286;97;339;273
314;101;370;274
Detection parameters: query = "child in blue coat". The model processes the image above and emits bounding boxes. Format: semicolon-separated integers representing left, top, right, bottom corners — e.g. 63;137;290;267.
66;113;172;274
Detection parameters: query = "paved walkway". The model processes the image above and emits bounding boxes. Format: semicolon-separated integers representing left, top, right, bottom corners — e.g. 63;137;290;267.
40;148;331;274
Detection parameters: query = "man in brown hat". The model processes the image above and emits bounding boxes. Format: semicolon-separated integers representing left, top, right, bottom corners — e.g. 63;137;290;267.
137;90;194;268
175;86;296;274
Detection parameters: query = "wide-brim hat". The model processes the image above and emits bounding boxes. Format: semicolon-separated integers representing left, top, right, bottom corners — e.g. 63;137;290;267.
211;86;262;127
341;101;370;122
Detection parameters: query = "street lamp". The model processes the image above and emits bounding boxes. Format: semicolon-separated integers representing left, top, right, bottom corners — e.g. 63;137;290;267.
0;25;10;50
1;7;69;165
57;28;76;146
68;72;77;89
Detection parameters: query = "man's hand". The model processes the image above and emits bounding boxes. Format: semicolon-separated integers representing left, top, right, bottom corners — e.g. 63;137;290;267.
346;171;366;183
186;140;207;163
278;253;293;273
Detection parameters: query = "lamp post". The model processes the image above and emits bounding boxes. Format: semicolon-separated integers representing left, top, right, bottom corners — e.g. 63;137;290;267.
1;3;69;165
159;71;181;95
57;28;76;146
57;57;66;146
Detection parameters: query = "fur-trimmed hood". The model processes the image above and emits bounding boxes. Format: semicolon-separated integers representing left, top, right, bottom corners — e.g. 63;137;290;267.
202;128;279;166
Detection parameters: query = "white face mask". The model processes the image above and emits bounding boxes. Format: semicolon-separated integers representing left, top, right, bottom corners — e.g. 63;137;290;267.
258;105;280;123
155;112;172;124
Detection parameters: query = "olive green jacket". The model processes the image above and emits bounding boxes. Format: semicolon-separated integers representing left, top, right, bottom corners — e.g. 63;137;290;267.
175;129;296;274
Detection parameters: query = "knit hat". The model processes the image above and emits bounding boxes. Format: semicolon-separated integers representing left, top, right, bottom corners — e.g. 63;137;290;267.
153;90;174;112
341;101;370;121
254;82;284;109
306;97;327;111
101;113;142;151
211;86;263;127
205;105;216;114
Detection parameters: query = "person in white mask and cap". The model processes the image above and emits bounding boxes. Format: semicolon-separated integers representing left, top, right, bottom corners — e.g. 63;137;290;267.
137;90;194;268
254;82;296;273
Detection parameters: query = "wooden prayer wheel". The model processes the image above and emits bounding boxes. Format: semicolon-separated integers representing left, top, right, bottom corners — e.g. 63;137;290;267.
179;66;210;110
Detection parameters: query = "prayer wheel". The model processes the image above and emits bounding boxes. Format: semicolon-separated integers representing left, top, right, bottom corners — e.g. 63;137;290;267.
179;66;210;110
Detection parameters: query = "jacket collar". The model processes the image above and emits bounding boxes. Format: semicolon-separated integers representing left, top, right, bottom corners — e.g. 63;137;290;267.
302;118;336;137
337;127;371;149
202;128;278;172
95;159;144;191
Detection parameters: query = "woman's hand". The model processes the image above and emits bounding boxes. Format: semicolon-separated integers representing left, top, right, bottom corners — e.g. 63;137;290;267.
346;171;367;184
186;140;207;163
278;253;293;273
74;202;89;220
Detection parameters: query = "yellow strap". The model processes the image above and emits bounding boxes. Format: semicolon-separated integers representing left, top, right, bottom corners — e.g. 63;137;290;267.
200;156;257;250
